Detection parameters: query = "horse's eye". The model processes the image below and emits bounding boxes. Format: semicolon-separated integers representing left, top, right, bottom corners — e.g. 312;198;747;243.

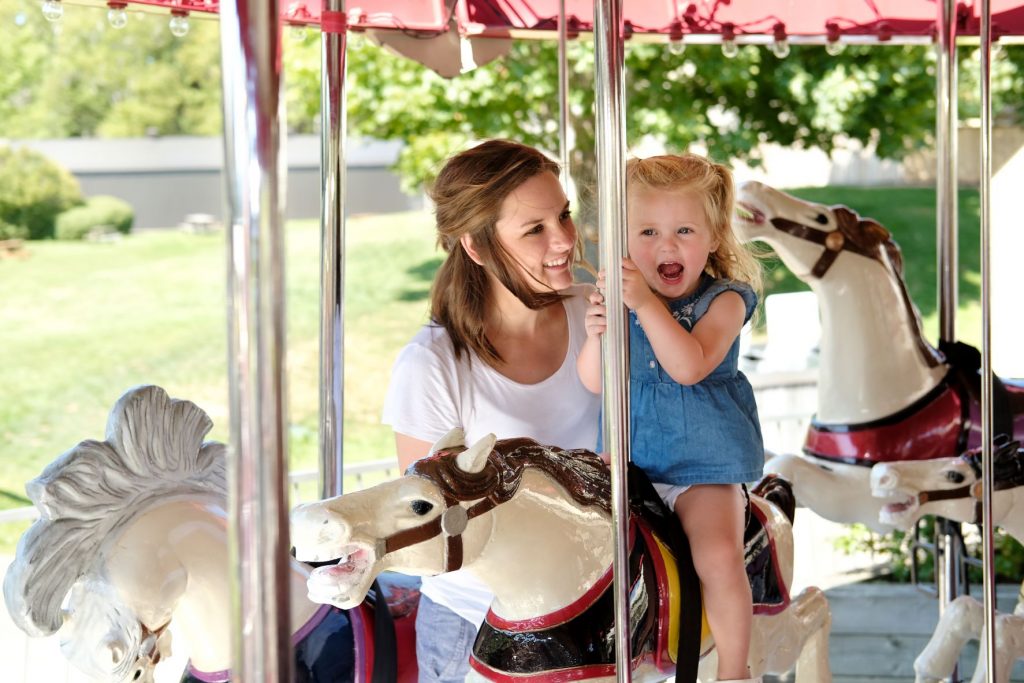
945;470;965;484
815;214;828;225
411;500;433;516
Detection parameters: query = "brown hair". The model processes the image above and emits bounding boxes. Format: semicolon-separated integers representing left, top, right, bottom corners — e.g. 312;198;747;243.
428;140;585;364
625;153;763;296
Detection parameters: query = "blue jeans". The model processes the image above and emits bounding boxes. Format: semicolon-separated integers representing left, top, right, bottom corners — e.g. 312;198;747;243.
415;595;477;683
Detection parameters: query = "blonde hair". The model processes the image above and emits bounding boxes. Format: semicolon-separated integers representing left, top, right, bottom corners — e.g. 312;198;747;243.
625;153;763;296
428;140;585;364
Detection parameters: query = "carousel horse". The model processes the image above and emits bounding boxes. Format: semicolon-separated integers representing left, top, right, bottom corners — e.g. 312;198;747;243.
2;385;419;683
291;431;833;682
870;439;1024;683
734;181;1024;532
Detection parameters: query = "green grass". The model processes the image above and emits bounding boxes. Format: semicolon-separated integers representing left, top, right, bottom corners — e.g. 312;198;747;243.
0;186;985;552
0;211;439;549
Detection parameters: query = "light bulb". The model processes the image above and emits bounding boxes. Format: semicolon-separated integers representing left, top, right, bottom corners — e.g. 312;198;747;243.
771;38;790;58
669;38;685;56
169;11;189;37
722;38;738;59
826;40;844;56
41;0;63;23
107;3;128;29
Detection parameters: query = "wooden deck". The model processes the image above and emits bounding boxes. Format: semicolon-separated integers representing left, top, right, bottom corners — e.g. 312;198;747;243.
766;583;1024;682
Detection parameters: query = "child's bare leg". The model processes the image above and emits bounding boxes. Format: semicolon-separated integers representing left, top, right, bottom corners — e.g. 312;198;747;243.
675;484;751;680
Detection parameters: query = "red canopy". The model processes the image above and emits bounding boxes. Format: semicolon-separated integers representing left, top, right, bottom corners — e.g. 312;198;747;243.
117;1;1024;38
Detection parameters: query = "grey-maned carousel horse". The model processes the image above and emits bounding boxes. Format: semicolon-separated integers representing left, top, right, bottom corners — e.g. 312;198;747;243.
871;438;1024;683
734;181;1024;533
3;385;418;683
291;430;832;682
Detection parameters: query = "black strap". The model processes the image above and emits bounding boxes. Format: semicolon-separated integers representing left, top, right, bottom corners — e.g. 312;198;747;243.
940;340;1013;440
627;465;701;682
368;578;398;683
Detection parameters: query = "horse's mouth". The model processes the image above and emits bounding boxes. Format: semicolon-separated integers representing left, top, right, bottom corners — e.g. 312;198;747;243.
307;543;376;607
877;492;919;526
735;202;766;225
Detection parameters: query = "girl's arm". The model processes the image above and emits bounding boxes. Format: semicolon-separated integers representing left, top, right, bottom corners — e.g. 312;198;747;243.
626;263;746;385
576;289;606;394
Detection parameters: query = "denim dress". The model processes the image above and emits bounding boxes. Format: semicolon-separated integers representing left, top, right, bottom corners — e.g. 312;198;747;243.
625;274;764;486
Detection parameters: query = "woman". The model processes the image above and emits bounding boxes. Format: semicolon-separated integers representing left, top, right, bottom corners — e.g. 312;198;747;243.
381;139;600;683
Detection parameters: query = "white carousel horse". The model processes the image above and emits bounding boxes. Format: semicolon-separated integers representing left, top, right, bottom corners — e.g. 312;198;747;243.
870;439;1024;682
291;431;833;683
734;181;1024;532
2;385;418;683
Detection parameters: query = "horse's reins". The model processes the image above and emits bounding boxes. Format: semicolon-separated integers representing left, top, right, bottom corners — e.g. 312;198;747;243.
768;209;942;369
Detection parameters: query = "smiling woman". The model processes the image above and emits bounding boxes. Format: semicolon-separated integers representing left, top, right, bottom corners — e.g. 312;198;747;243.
378;139;601;683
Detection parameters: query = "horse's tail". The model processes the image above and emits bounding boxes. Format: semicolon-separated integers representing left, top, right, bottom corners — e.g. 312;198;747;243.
750;474;796;523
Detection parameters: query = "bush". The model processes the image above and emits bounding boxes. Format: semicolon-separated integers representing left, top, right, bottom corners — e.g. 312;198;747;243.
0;146;84;240
55;195;135;241
0;218;28;241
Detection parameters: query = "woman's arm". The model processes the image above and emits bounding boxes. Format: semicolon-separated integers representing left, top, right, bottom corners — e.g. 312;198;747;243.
395;432;435;472
635;289;746;386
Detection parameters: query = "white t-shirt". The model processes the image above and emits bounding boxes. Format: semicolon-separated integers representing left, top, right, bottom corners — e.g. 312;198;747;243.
381;283;601;626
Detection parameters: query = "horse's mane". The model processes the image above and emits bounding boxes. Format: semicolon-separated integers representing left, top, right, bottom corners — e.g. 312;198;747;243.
831;205;904;276
961;439;1024;491
3;385;227;637
411;437;611;515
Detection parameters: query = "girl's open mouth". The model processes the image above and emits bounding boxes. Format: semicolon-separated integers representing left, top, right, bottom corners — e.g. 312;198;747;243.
657;262;683;284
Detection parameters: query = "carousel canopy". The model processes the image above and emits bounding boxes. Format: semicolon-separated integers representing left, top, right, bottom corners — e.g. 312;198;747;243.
91;0;1024;39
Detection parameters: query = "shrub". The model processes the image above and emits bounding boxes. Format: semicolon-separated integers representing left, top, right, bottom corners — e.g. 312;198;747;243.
0;218;28;241
55;195;135;241
0;146;84;240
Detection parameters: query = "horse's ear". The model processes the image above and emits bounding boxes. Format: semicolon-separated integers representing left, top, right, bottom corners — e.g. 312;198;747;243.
428;428;466;456
456;434;496;474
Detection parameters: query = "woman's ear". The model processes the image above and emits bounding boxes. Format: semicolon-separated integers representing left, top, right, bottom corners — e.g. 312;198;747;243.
460;234;484;266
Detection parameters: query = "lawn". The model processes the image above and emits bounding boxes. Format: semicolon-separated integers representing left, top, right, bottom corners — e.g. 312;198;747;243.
0;186;984;551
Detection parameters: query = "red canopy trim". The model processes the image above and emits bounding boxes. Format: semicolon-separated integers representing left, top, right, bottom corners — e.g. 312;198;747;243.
78;0;1024;38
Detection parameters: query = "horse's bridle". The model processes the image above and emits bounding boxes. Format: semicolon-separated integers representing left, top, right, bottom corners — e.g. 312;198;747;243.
769;215;878;279
767;207;942;369
379;490;504;573
377;451;517;573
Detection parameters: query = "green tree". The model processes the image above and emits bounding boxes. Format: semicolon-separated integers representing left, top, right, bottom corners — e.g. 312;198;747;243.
2;0;222;138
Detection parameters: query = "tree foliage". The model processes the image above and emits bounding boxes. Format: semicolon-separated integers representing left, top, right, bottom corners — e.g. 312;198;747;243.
2;0;222;138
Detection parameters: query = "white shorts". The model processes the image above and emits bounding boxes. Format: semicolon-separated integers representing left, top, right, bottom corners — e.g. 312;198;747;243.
652;482;691;511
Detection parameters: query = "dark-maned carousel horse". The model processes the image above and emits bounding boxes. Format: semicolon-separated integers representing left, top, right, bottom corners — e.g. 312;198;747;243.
734;181;1024;532
291;431;832;682
2;385;419;683
871;438;1024;683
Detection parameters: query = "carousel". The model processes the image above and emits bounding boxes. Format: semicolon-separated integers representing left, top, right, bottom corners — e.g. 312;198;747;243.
3;1;1023;682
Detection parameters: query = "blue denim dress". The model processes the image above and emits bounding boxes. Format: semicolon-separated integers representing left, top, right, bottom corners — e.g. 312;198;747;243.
619;274;764;486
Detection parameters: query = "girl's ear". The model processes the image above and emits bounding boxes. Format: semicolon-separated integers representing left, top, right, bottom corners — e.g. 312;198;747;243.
460;234;484;266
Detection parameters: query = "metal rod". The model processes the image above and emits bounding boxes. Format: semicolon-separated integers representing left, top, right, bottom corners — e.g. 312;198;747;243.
936;0;959;345
319;0;348;499
557;0;571;194
219;0;293;678
979;1;997;681
593;1;631;681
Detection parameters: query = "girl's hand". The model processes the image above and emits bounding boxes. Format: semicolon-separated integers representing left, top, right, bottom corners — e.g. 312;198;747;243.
621;258;658;312
585;288;607;338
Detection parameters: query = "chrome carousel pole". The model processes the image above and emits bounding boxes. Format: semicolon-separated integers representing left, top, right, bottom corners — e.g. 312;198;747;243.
934;1;963;668
593;1;631;681
979;1;998;680
219;0;293;679
558;0;571;193
319;0;348;499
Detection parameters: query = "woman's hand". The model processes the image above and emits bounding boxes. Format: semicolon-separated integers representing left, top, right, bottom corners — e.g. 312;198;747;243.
584;287;607;338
